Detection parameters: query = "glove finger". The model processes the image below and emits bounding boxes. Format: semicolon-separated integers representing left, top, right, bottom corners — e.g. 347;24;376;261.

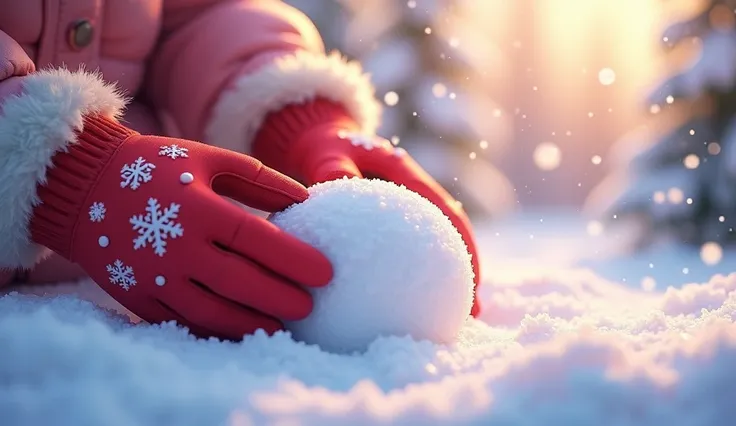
158;278;283;340
209;148;308;212
208;193;333;288
192;245;314;321
307;155;363;186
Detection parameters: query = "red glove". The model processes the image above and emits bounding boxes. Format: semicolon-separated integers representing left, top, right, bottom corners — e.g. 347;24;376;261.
30;116;333;339
254;99;482;316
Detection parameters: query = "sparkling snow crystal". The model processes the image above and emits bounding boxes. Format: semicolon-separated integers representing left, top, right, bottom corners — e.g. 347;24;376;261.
88;202;106;222
130;198;184;257
159;144;189;160
270;178;474;353
338;131;389;151
120;157;155;190
106;259;136;291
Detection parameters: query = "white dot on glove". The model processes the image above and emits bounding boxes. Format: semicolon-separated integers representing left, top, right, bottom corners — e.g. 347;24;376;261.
98;236;110;247
179;172;194;184
155;275;166;286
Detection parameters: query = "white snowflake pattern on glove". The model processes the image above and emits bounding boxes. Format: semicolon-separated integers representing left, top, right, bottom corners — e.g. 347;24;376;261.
130;197;184;256
159;144;189;160
106;259;137;291
88;202;106;222
121;157;156;190
338;131;389;151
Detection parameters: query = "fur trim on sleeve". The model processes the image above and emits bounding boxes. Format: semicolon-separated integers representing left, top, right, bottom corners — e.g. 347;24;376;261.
0;68;127;268
205;50;382;154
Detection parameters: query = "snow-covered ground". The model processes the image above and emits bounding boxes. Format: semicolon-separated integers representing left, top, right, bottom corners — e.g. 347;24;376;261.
2;212;736;425
477;210;736;289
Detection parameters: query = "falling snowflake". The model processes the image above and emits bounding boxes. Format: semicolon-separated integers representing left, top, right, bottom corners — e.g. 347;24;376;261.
159;144;189;160
130;197;184;256
338;131;389;151
121;157;155;190
106;259;136;291
88;202;106;222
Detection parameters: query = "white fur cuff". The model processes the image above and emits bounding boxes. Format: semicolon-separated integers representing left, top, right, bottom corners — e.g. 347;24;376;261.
205;50;382;154
0;68;126;268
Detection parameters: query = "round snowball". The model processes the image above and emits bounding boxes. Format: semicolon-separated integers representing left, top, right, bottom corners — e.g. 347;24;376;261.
269;178;474;353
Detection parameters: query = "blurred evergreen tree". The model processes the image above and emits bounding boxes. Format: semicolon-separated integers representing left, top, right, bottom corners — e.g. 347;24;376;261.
586;0;736;248
285;0;517;218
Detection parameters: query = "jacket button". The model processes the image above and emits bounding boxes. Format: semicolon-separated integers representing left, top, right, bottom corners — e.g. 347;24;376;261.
67;19;94;50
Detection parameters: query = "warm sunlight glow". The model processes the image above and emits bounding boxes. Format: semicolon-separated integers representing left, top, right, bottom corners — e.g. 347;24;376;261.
534;0;662;113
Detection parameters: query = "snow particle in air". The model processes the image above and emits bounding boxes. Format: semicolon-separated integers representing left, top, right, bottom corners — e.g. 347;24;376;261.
598;68;616;85
533;142;562;171
432;83;447;98
683;154;700;169
384;91;399;106
700;242;723;266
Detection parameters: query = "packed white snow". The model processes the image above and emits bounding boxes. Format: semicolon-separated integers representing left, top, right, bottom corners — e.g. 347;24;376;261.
1;265;736;425
2;214;736;425
269;178;475;353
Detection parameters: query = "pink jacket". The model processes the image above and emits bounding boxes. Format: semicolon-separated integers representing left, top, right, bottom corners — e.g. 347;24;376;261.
0;0;380;288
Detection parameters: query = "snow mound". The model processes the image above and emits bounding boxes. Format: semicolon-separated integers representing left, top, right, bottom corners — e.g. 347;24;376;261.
269;178;474;353
2;267;736;425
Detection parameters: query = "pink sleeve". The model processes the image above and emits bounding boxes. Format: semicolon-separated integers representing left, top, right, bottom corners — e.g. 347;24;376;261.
146;0;381;155
0;30;35;110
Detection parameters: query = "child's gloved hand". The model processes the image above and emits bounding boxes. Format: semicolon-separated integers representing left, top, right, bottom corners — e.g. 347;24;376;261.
31;116;333;340
254;100;481;316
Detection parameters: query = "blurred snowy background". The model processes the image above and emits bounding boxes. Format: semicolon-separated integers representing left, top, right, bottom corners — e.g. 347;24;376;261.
285;0;736;288
286;0;667;212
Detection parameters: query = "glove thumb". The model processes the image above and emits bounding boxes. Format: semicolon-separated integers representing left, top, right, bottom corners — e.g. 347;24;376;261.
307;154;363;186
